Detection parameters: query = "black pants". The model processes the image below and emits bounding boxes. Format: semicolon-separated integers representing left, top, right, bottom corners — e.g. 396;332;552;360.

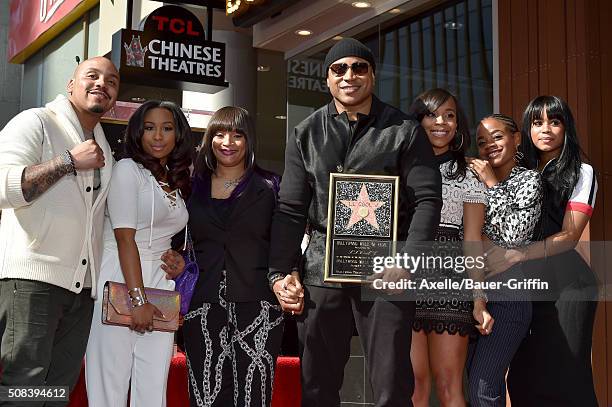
297;285;416;407
182;280;284;407
507;251;599;406
467;301;531;407
0;279;93;407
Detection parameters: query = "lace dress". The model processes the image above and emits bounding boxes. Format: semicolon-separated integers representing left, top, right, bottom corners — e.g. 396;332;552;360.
413;153;486;337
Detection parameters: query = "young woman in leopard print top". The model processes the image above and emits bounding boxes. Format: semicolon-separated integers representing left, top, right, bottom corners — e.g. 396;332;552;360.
466;114;542;406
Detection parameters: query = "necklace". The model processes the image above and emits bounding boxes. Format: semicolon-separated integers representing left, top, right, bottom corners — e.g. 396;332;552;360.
221;175;244;190
223;179;240;189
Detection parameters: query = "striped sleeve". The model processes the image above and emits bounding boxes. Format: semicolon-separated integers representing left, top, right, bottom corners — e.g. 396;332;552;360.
566;163;597;216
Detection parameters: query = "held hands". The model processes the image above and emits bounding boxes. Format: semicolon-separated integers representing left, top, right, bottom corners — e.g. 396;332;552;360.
473;299;494;335
131;302;164;333
70;139;105;170
273;271;304;315
466;157;498;188
161;249;185;279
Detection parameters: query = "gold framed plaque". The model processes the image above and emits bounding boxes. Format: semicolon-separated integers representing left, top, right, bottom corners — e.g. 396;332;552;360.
324;173;399;283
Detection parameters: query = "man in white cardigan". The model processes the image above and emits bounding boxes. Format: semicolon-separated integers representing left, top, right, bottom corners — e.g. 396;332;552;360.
0;56;119;402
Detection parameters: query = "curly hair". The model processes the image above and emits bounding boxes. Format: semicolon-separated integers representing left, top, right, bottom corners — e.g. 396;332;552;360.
123;100;192;199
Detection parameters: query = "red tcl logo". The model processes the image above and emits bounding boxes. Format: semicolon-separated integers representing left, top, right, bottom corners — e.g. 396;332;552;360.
151;16;200;36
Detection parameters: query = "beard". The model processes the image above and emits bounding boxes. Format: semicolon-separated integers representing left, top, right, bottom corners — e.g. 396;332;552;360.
89;105;105;114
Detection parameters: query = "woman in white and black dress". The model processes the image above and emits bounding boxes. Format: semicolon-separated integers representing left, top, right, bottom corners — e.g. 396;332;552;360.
408;88;493;407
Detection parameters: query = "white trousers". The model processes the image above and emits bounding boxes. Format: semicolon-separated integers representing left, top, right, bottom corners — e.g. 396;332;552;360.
85;246;175;407
85;297;174;407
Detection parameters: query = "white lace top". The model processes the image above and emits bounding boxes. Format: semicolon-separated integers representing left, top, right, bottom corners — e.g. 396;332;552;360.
438;157;487;235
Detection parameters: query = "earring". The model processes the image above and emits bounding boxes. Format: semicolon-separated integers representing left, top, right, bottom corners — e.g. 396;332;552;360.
449;132;465;152
204;154;215;171
245;150;255;169
514;150;525;164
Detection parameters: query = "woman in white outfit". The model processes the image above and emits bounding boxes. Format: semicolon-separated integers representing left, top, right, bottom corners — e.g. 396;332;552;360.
86;100;192;407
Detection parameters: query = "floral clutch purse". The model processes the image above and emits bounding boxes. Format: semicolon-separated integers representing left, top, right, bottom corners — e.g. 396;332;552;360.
102;281;180;332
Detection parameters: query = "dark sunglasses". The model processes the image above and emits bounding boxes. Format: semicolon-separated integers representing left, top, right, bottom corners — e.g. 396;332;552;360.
329;62;370;76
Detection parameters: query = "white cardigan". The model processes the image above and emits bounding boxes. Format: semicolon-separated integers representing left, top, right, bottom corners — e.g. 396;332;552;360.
0;95;113;296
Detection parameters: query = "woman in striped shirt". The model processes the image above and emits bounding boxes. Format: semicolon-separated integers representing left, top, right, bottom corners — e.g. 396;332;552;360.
488;96;599;406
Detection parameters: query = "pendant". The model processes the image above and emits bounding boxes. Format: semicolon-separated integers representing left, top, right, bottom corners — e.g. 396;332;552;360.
223;179;241;189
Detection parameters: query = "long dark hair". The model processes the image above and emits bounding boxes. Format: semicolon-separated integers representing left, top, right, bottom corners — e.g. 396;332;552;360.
520;95;582;198
194;106;256;175
408;88;470;180
124;100;192;199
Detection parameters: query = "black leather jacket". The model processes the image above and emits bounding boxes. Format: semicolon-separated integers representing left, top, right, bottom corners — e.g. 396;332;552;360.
269;96;442;286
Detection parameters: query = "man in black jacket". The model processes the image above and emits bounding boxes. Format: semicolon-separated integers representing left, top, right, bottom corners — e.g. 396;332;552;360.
269;38;442;406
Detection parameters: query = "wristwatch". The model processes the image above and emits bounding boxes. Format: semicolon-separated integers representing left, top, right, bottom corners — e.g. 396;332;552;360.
268;273;285;291
60;150;77;176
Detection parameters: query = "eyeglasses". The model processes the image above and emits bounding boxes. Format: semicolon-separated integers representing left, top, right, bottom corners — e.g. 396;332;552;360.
329;62;370;77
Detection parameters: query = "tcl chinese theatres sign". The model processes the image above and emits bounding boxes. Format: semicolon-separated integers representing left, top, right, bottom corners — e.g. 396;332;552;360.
8;0;97;63
111;5;228;92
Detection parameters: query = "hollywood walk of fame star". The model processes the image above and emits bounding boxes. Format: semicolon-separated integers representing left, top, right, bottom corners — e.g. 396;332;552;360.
340;184;385;230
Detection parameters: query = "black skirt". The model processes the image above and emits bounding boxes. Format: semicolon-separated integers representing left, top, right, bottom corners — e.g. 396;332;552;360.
413;226;477;337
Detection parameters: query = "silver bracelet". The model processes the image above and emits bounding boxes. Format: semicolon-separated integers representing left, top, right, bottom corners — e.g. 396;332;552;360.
473;290;488;303
128;287;148;307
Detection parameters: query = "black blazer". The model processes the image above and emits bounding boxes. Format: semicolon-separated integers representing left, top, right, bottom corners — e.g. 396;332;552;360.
185;170;279;306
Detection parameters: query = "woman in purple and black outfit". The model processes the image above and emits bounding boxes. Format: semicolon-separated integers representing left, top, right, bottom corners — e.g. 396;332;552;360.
166;107;293;407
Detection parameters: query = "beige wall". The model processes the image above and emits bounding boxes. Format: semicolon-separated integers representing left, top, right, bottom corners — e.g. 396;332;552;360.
98;0;159;56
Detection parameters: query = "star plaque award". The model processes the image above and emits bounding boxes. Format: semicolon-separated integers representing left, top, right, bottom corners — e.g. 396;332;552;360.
324;173;399;283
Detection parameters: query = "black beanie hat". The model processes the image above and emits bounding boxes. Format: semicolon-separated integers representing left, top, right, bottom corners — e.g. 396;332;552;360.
324;38;376;74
